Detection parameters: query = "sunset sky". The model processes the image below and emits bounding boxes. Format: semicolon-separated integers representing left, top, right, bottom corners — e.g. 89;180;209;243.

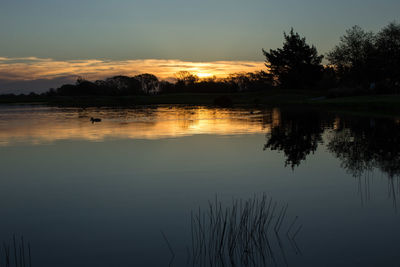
1;0;399;93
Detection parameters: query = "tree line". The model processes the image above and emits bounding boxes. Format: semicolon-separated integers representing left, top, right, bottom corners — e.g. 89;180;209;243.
263;22;400;94
8;22;400;97
42;70;273;97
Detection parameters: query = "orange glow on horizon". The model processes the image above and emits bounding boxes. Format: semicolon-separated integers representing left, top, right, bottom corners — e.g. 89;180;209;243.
196;72;213;78
0;57;265;82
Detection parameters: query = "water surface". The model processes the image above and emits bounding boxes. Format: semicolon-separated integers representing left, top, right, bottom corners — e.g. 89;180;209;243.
0;105;399;266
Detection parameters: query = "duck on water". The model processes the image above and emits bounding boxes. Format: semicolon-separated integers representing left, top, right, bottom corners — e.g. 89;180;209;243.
90;117;102;123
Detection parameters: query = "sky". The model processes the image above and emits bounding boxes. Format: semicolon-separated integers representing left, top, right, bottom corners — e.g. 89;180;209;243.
1;0;399;93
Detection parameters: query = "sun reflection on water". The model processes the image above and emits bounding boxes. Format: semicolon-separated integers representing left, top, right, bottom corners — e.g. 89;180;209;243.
0;106;281;146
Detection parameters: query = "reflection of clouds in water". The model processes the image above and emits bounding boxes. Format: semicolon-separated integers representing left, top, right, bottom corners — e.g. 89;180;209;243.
0;106;279;146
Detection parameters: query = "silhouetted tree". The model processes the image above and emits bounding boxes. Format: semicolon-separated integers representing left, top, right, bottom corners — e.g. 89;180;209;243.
174;71;199;93
375;22;400;92
327;25;377;87
45;88;56;96
262;29;324;89
175;71;199;85
227;71;272;92
93;76;142;95
227;73;251;92
316;66;338;90
57;78;100;96
134;74;160;94
159;80;175;94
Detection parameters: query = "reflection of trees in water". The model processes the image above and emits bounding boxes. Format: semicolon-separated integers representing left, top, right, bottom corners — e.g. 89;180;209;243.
264;111;400;204
327;128;375;177
327;117;400;206
327;117;400;179
264;110;400;179
263;110;331;168
263;110;400;205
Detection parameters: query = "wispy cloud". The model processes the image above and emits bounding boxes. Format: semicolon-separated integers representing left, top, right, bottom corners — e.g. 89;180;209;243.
0;57;265;93
0;57;265;80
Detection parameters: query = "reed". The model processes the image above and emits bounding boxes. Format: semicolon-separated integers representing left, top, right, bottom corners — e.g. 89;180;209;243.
188;194;302;267
0;235;32;267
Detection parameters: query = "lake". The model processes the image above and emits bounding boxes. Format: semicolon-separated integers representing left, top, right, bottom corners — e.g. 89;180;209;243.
0;105;399;266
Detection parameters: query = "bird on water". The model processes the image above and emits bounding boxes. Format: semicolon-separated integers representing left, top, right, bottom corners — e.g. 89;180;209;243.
90;117;102;123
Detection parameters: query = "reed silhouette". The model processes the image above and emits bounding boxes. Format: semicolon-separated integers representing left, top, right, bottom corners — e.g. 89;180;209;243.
0;234;32;267
187;195;302;267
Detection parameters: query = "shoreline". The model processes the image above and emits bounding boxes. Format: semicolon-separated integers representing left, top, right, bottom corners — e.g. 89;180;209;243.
1;91;400;117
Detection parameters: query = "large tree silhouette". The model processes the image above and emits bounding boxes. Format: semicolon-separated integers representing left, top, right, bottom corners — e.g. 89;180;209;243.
375;22;400;91
327;25;376;87
262;29;323;89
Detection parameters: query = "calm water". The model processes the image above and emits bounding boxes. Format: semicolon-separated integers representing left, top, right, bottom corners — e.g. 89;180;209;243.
0;105;400;266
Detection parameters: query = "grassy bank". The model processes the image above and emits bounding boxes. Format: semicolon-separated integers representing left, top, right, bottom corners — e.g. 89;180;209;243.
306;95;400;117
1;91;400;116
0;89;321;106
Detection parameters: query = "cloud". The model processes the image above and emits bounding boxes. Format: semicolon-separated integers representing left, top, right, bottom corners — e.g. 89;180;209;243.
0;57;265;93
0;76;77;94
